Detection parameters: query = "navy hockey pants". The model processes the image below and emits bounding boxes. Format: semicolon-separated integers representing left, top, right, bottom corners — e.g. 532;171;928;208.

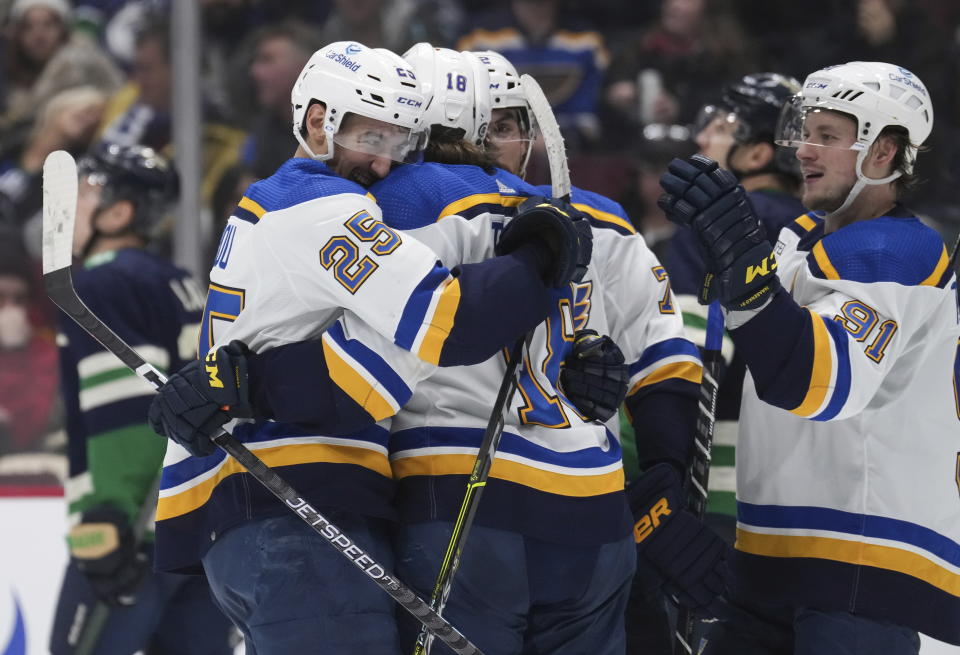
394;521;636;655
699;604;921;655
50;557;234;655
202;511;400;655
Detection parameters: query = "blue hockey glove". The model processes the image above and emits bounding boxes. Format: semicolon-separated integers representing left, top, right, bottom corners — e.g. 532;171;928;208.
560;329;629;422
67;505;149;606
497;195;593;288
201;340;253;417
627;463;730;615
658;155;780;311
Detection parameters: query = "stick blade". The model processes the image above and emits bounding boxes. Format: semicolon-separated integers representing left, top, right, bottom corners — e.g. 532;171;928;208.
42;150;78;276
520;73;570;201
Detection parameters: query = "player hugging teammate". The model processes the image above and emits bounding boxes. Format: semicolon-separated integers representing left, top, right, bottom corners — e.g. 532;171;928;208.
136;36;960;655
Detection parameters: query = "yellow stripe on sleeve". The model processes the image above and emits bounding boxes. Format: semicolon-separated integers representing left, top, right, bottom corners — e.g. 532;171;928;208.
920;246;950;286
736;529;960;597
417;278;462;365
238;196;267;219
156;443;392;521
795;214;817;232
790;310;832;417
572;203;637;235
436;193;526;222
811;241;841;280
321;337;396;421
628;361;702;396
392;454;625;497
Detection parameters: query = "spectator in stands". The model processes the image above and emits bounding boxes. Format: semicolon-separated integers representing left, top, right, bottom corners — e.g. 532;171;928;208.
319;0;462;55
238;21;319;179
1;0;121;130
602;0;754;136
96;14;246;206
458;0;609;148
0;242;60;456
0;85;107;256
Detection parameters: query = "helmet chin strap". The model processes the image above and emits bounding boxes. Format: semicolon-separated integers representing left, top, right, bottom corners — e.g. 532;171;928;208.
822;147;901;221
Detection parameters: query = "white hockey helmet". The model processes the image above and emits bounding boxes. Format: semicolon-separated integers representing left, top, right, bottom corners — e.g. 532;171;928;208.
401;43;491;147
775;61;933;214
290;41;429;162
776;62;932;173
470;50;538;175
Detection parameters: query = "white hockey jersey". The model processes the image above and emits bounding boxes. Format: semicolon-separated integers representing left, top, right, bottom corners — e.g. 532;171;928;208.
372;162;702;544
728;209;960;643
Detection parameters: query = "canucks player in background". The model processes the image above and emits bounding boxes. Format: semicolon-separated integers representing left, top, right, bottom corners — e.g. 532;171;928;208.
664;73;805;544
147;42;591;653
50;144;234;655
655;61;959;654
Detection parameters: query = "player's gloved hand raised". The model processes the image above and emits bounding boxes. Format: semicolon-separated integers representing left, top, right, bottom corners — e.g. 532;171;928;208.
560;329;629;422
497;195;592;288
147;340;253;457
68;505;149;606
657;155;780;311
627;463;730;615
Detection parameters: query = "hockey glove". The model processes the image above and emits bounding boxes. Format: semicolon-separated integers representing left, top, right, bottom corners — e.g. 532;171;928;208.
497;195;593;287
658;155;780;311
560;329;629;422
627;463;730;615
67;505;149;606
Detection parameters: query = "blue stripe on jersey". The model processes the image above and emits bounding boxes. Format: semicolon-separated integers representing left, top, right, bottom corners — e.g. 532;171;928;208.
159;422;391;490
812;318;852;421
534;184;636;236
394;264;450;350
233;206;259;225
390;425;622;470
738;502;960;568
629;338;701;376
326;321;412;408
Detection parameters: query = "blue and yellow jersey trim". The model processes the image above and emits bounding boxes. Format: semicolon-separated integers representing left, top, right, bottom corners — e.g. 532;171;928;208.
784;212;822;240
322;321;413;421
806;216;952;288
737;502;960;598
627;338;703;396
390;427;624;497
394;264;462;365
156;423;391;521
788;310;852;421
233;195;266;224
437;192;527;223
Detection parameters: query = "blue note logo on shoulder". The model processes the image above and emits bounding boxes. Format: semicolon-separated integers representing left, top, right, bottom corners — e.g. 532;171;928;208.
346;43;362;55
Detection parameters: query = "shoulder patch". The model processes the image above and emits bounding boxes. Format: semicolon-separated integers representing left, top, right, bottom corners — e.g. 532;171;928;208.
784;212;821;239
807;217;950;286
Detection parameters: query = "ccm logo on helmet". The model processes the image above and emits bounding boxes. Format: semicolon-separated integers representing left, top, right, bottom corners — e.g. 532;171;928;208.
326;50;361;73
397;97;422;108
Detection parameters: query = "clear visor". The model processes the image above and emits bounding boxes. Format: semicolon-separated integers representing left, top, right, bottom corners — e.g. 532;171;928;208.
333;115;430;164
774;96;863;151
486;107;539;145
694;104;750;143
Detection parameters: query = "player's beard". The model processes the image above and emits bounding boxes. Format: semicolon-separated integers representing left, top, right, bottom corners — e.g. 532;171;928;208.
347;168;377;188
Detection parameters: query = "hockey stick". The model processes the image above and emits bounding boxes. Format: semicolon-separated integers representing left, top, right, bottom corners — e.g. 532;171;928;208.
412;74;571;655
42;150;484;655
674;301;723;654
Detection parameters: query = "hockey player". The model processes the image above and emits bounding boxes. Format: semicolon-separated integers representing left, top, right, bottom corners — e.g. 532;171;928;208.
366;46;702;654
666;73;806;545
653;61;959;653
147;42;592;653
50;143;234;655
